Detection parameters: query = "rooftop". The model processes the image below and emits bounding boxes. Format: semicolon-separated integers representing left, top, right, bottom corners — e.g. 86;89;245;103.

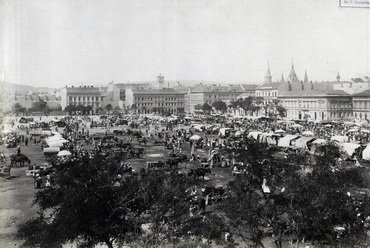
131;88;184;95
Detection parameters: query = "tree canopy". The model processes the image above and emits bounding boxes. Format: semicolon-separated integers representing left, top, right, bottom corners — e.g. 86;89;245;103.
17;154;225;248
211;100;227;113
219;141;370;247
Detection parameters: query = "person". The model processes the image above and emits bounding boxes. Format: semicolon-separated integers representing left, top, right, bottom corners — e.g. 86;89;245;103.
17;145;21;154
25;137;28;146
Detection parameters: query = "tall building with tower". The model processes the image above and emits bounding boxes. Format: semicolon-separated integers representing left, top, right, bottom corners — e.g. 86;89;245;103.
157;74;164;89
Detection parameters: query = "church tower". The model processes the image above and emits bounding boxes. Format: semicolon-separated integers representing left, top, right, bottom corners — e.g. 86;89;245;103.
264;62;272;83
288;61;299;83
336;72;341;82
280;72;285;83
304;69;308;83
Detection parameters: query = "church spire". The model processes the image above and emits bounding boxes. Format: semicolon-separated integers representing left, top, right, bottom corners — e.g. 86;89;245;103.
264;61;272;83
336;72;341;82
288;60;299;83
280;72;284;83
304;69;308;83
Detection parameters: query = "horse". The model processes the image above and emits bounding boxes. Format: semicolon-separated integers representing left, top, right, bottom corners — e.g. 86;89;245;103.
188;168;211;180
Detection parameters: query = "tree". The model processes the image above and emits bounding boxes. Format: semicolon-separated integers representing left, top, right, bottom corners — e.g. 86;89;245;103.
202;103;212;114
12;102;26;115
212;100;227;113
219;140;370;247
17;155;225;248
85;105;93;115
105;104;113;114
194;104;202;113
113;106;121;115
75;104;86;115
32;99;47;112
275;105;287;118
64;105;76;115
96;107;104;114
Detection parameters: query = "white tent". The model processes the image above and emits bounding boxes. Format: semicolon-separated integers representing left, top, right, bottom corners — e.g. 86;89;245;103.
57;150;72;156
312;139;327;145
292;124;302;128
248;131;262;140
340;143;361;157
274;129;286;133
189;135;202;141
295;137;315;150
362;144;370;160
278;135;300;147
331;135;349;143
302;131;314;137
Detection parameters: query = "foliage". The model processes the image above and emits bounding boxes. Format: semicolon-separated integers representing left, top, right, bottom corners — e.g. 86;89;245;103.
202;103;212;114
105;104;113;114
64;104;76;115
194;104;202;111
12;102;27;114
219;140;370;247
96;107;104;114
212;100;227;113
32;99;48;112
275;105;287;118
17;155;225;248
85;105;93;114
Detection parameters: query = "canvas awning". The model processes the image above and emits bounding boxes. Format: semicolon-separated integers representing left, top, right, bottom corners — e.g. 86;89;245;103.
362;144;370;160
278;135;300;147
331;136;349;143
248;131;262;140
312;139;327;145
340;143;361;157
295;137;315;149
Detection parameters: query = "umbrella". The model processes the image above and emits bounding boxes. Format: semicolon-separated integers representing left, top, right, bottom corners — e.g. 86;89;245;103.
325;124;332;127
302;131;314;136
274;129;286;133
361;129;370;133
189;135;202;141
57;150;72;156
292;124;302;128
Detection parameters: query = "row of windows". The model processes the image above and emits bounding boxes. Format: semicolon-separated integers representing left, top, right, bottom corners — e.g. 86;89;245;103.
138;102;183;107
135;96;182;101
69;96;102;101
256;91;277;97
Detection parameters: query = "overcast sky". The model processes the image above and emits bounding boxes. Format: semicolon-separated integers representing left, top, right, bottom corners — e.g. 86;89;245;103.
0;0;369;88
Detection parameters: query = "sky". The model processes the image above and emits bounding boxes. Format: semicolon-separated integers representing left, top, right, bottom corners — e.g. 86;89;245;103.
0;0;369;88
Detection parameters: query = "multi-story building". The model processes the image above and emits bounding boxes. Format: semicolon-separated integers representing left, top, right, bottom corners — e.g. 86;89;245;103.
115;82;155;103
173;82;191;113
60;85;102;111
279;90;352;121
352;89;370;121
189;83;244;113
125;88;185;115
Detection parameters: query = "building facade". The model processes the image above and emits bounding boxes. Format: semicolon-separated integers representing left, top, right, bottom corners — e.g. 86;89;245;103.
352;89;370;121
125;88;185;115
279;90;352;121
60;86;102;111
189;83;244;113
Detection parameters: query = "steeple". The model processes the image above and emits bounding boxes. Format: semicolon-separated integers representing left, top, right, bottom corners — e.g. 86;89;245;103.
264;62;272;83
280;72;284;83
288;60;299;83
304;69;308;83
336;72;341;82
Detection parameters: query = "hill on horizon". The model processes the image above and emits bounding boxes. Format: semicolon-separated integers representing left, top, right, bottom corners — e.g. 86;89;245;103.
0;81;53;95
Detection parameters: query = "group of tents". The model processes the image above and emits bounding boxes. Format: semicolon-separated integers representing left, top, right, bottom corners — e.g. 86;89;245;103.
247;131;370;161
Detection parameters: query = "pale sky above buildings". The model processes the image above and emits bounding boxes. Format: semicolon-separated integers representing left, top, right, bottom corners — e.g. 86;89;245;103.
0;0;369;88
